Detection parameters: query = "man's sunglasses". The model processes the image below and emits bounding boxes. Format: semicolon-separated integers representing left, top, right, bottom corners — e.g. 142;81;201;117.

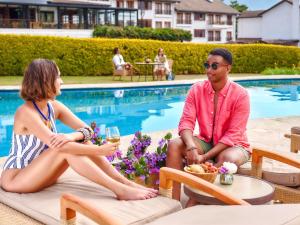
203;62;228;70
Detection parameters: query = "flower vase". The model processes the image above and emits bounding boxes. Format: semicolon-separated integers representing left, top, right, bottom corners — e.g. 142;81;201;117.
134;173;159;189
220;173;234;185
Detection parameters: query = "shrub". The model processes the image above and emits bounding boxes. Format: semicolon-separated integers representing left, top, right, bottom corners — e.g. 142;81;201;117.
261;67;300;75
0;35;299;76
93;26;192;42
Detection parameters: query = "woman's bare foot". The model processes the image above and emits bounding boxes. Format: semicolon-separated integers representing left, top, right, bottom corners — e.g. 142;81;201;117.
116;185;158;200
126;180;158;194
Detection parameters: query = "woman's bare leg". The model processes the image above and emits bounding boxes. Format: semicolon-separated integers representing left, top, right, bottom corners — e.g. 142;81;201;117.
89;155;158;193
1;149;157;200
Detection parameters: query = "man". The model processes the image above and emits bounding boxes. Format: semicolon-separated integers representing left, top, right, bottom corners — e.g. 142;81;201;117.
166;48;250;200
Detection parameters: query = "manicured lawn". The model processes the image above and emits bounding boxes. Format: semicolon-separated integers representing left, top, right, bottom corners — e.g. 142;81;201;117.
0;74;259;86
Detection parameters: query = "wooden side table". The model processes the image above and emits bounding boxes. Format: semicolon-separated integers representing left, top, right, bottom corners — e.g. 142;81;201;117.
184;174;274;206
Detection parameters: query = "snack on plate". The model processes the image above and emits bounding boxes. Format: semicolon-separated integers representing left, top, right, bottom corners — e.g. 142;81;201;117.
186;162;218;174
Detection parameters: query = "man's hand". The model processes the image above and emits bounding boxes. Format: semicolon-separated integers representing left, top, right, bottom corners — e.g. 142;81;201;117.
186;148;200;165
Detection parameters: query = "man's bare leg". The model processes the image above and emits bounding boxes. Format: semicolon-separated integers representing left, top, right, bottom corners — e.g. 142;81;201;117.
166;137;186;200
215;147;249;167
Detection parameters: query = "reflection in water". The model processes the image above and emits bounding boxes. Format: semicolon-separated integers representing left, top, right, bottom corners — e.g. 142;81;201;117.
269;85;299;101
1;79;300;156
0;86;189;156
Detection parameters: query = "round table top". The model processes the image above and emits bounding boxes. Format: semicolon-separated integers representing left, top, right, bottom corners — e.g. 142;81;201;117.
135;62;164;65
184;174;275;205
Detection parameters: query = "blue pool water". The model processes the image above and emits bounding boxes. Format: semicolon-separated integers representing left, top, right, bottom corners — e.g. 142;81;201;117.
1;78;300;156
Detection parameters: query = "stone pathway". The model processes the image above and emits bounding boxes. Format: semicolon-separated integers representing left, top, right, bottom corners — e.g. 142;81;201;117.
120;116;300;154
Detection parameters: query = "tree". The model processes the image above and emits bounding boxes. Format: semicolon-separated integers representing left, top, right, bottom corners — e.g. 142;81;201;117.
229;0;248;12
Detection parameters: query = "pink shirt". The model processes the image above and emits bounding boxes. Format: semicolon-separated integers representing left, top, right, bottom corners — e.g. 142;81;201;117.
178;80;251;152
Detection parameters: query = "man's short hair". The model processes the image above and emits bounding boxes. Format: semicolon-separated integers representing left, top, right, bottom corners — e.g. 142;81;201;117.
209;48;233;65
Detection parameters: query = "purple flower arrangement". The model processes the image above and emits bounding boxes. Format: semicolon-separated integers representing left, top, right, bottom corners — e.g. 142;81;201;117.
115;131;172;183
90;123;172;184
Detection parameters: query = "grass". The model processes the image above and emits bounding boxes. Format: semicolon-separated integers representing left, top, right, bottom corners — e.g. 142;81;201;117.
0;73;276;86
261;67;300;75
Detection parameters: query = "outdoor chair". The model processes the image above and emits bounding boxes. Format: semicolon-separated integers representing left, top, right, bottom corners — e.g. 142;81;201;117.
61;167;247;225
61;167;300;225
284;126;300;153
154;59;173;81
238;147;300;203
112;63;133;81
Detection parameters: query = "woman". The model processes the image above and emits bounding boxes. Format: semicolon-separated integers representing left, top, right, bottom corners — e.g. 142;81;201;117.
0;59;157;200
154;48;170;78
112;47;132;71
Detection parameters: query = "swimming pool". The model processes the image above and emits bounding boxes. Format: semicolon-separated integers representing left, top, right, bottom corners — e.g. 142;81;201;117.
1;78;300;156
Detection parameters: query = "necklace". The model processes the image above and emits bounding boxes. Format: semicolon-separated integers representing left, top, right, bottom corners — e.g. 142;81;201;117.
32;101;52;130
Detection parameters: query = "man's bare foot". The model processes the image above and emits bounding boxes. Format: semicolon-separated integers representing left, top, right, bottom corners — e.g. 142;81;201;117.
116;186;158;200
126;180;158;194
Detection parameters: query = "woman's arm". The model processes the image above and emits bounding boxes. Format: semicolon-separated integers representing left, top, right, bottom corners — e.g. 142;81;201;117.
20;105;117;156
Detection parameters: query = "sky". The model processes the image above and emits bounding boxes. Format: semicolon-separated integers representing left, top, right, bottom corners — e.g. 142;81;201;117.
223;0;281;10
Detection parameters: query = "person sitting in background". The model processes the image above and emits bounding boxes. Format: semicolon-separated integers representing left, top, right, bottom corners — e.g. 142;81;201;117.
112;47;132;72
0;59;157;201
154;48;170;79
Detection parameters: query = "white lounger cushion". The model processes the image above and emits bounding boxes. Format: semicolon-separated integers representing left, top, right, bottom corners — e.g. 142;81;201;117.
0;167;182;225
147;204;300;225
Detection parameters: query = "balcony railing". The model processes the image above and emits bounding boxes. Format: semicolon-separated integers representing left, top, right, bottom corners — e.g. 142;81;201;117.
177;19;191;24
207;21;226;25
155;9;171;15
0;19;92;29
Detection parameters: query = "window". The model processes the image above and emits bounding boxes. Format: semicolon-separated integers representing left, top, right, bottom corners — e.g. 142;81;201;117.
227;31;232;41
177;13;183;24
138;19;152;27
194;29;205;38
208;30;214;41
194;13;205;21
208;14;213;24
72;15;79;24
215;15;221;24
62;15;69;24
138;1;152;10
127;0;134;9
164;3;171;15
227;15;232;25
117;0;124;8
155;3;163;14
40;11;54;23
164;21;171;28
155;21;162;28
215;31;221;41
185;13;191;24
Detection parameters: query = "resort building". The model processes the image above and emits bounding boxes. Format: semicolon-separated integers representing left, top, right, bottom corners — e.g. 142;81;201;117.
237;0;300;46
0;0;238;43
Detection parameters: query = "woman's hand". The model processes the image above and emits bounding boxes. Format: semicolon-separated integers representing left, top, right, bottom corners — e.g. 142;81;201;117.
49;133;73;149
98;142;119;156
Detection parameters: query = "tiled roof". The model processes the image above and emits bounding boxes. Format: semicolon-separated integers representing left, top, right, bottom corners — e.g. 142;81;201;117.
238;10;264;18
175;0;239;14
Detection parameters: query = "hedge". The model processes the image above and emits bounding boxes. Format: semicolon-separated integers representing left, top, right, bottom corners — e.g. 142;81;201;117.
0;35;299;76
93;26;192;42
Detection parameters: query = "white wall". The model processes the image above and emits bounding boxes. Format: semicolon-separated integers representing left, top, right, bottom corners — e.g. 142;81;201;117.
237;17;262;38
261;1;292;40
0;28;93;38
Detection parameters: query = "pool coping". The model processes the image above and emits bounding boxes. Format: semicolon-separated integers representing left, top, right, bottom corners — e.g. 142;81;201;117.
1;75;300;91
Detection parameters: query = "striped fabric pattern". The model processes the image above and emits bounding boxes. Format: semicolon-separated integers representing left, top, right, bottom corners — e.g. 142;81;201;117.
3;102;57;170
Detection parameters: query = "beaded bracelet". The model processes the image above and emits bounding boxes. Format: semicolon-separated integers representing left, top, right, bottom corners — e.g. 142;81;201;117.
186;146;198;152
77;127;94;143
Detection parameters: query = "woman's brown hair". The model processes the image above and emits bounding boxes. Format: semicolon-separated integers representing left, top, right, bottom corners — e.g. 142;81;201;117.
20;59;60;101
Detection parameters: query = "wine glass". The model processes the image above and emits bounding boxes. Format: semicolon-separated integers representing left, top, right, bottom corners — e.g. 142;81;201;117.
105;126;120;144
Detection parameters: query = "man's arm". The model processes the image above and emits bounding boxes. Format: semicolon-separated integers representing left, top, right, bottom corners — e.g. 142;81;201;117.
178;85;202;164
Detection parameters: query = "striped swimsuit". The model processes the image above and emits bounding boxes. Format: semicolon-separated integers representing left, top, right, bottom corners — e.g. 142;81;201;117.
3;102;57;170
